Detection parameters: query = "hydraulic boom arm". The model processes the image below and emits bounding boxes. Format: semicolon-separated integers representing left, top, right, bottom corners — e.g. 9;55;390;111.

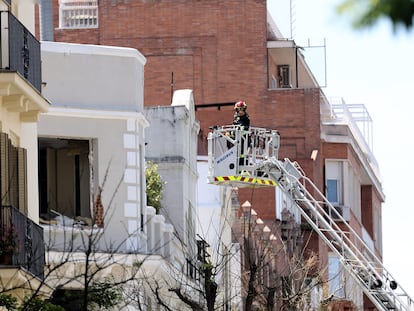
207;125;414;311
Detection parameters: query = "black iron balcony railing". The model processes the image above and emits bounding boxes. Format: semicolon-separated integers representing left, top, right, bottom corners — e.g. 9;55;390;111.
0;10;42;92
0;205;45;280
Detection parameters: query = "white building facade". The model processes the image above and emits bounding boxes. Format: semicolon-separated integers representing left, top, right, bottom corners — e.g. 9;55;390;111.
38;42;201;310
39;41;149;252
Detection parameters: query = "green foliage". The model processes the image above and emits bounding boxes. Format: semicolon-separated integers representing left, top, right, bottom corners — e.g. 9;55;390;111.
0;294;63;311
50;280;122;311
49;289;83;311
88;280;122;310
337;0;414;30
145;161;165;213
0;225;19;255
201;261;214;273
0;294;18;310
19;296;64;311
133;260;143;268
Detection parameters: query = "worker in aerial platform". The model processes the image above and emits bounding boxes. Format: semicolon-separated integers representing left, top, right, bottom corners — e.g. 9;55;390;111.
226;100;250;147
226;101;251;166
232;100;250;130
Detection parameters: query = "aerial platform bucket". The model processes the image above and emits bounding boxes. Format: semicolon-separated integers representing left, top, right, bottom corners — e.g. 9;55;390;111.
207;125;280;188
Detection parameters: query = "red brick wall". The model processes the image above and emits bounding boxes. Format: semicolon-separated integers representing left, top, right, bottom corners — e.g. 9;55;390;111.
53;0;268;106
35;4;40;39
51;0;330;220
325;300;357;311
51;0;322;154
361;185;373;234
322;142;348;159
238;187;276;219
361;184;383;258
47;4;383;304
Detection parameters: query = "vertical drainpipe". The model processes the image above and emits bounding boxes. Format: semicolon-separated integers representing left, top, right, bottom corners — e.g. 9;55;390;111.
266;46;269;89
295;45;298;88
39;0;54;41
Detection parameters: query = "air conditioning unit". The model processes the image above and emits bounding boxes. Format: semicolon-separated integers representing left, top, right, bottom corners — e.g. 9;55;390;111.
324;205;350;221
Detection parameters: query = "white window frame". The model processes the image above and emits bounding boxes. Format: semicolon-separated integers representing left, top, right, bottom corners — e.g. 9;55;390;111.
59;0;98;29
270;74;277;89
328;253;345;298
275;187;301;223
325;160;344;206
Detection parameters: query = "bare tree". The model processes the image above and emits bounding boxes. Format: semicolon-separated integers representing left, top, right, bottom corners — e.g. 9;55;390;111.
232;197;328;311
132;186;330;311
131;228;217;311
1;169;332;311
0;168;146;310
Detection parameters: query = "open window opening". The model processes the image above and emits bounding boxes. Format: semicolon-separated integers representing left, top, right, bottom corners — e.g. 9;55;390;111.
38;137;93;226
277;64;292;88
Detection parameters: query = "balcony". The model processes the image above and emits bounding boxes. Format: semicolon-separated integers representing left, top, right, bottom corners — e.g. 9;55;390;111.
0;10;49;122
1;10;41;91
321;97;382;195
0;205;45;280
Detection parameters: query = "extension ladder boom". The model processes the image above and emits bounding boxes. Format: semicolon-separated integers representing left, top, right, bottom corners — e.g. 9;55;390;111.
207;125;414;311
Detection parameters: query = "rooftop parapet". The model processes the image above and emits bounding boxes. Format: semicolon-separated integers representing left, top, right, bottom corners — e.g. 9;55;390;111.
321;95;382;189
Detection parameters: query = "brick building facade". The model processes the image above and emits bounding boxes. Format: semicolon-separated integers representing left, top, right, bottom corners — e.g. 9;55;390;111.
39;1;384;309
43;0;327;218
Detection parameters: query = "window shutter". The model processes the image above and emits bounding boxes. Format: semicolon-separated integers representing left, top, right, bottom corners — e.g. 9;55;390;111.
1;133;9;206
0;132;28;213
17;148;27;214
8;143;18;209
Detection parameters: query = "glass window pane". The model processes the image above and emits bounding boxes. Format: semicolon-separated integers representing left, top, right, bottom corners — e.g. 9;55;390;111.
328;254;345;297
327;179;338;203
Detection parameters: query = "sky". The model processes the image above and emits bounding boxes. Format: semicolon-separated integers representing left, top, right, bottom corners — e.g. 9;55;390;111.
268;0;414;300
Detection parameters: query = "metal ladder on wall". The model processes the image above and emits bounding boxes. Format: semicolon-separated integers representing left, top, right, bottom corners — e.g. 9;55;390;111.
207;126;414;311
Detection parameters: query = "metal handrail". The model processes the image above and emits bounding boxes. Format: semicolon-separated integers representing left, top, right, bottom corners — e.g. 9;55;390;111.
0;205;44;280
0;11;42;92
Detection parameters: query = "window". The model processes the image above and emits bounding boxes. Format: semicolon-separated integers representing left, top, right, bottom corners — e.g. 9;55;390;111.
328;253;345;298
197;238;210;263
38;138;91;221
59;0;98;29
276;187;301;224
277;64;291;88
325;161;343;206
327;179;339;203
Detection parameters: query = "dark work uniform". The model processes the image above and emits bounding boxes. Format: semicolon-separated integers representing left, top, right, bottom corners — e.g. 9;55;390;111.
233;112;250;129
232;111;250;166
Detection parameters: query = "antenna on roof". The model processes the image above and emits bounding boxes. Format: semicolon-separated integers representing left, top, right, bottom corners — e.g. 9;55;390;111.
289;0;296;39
